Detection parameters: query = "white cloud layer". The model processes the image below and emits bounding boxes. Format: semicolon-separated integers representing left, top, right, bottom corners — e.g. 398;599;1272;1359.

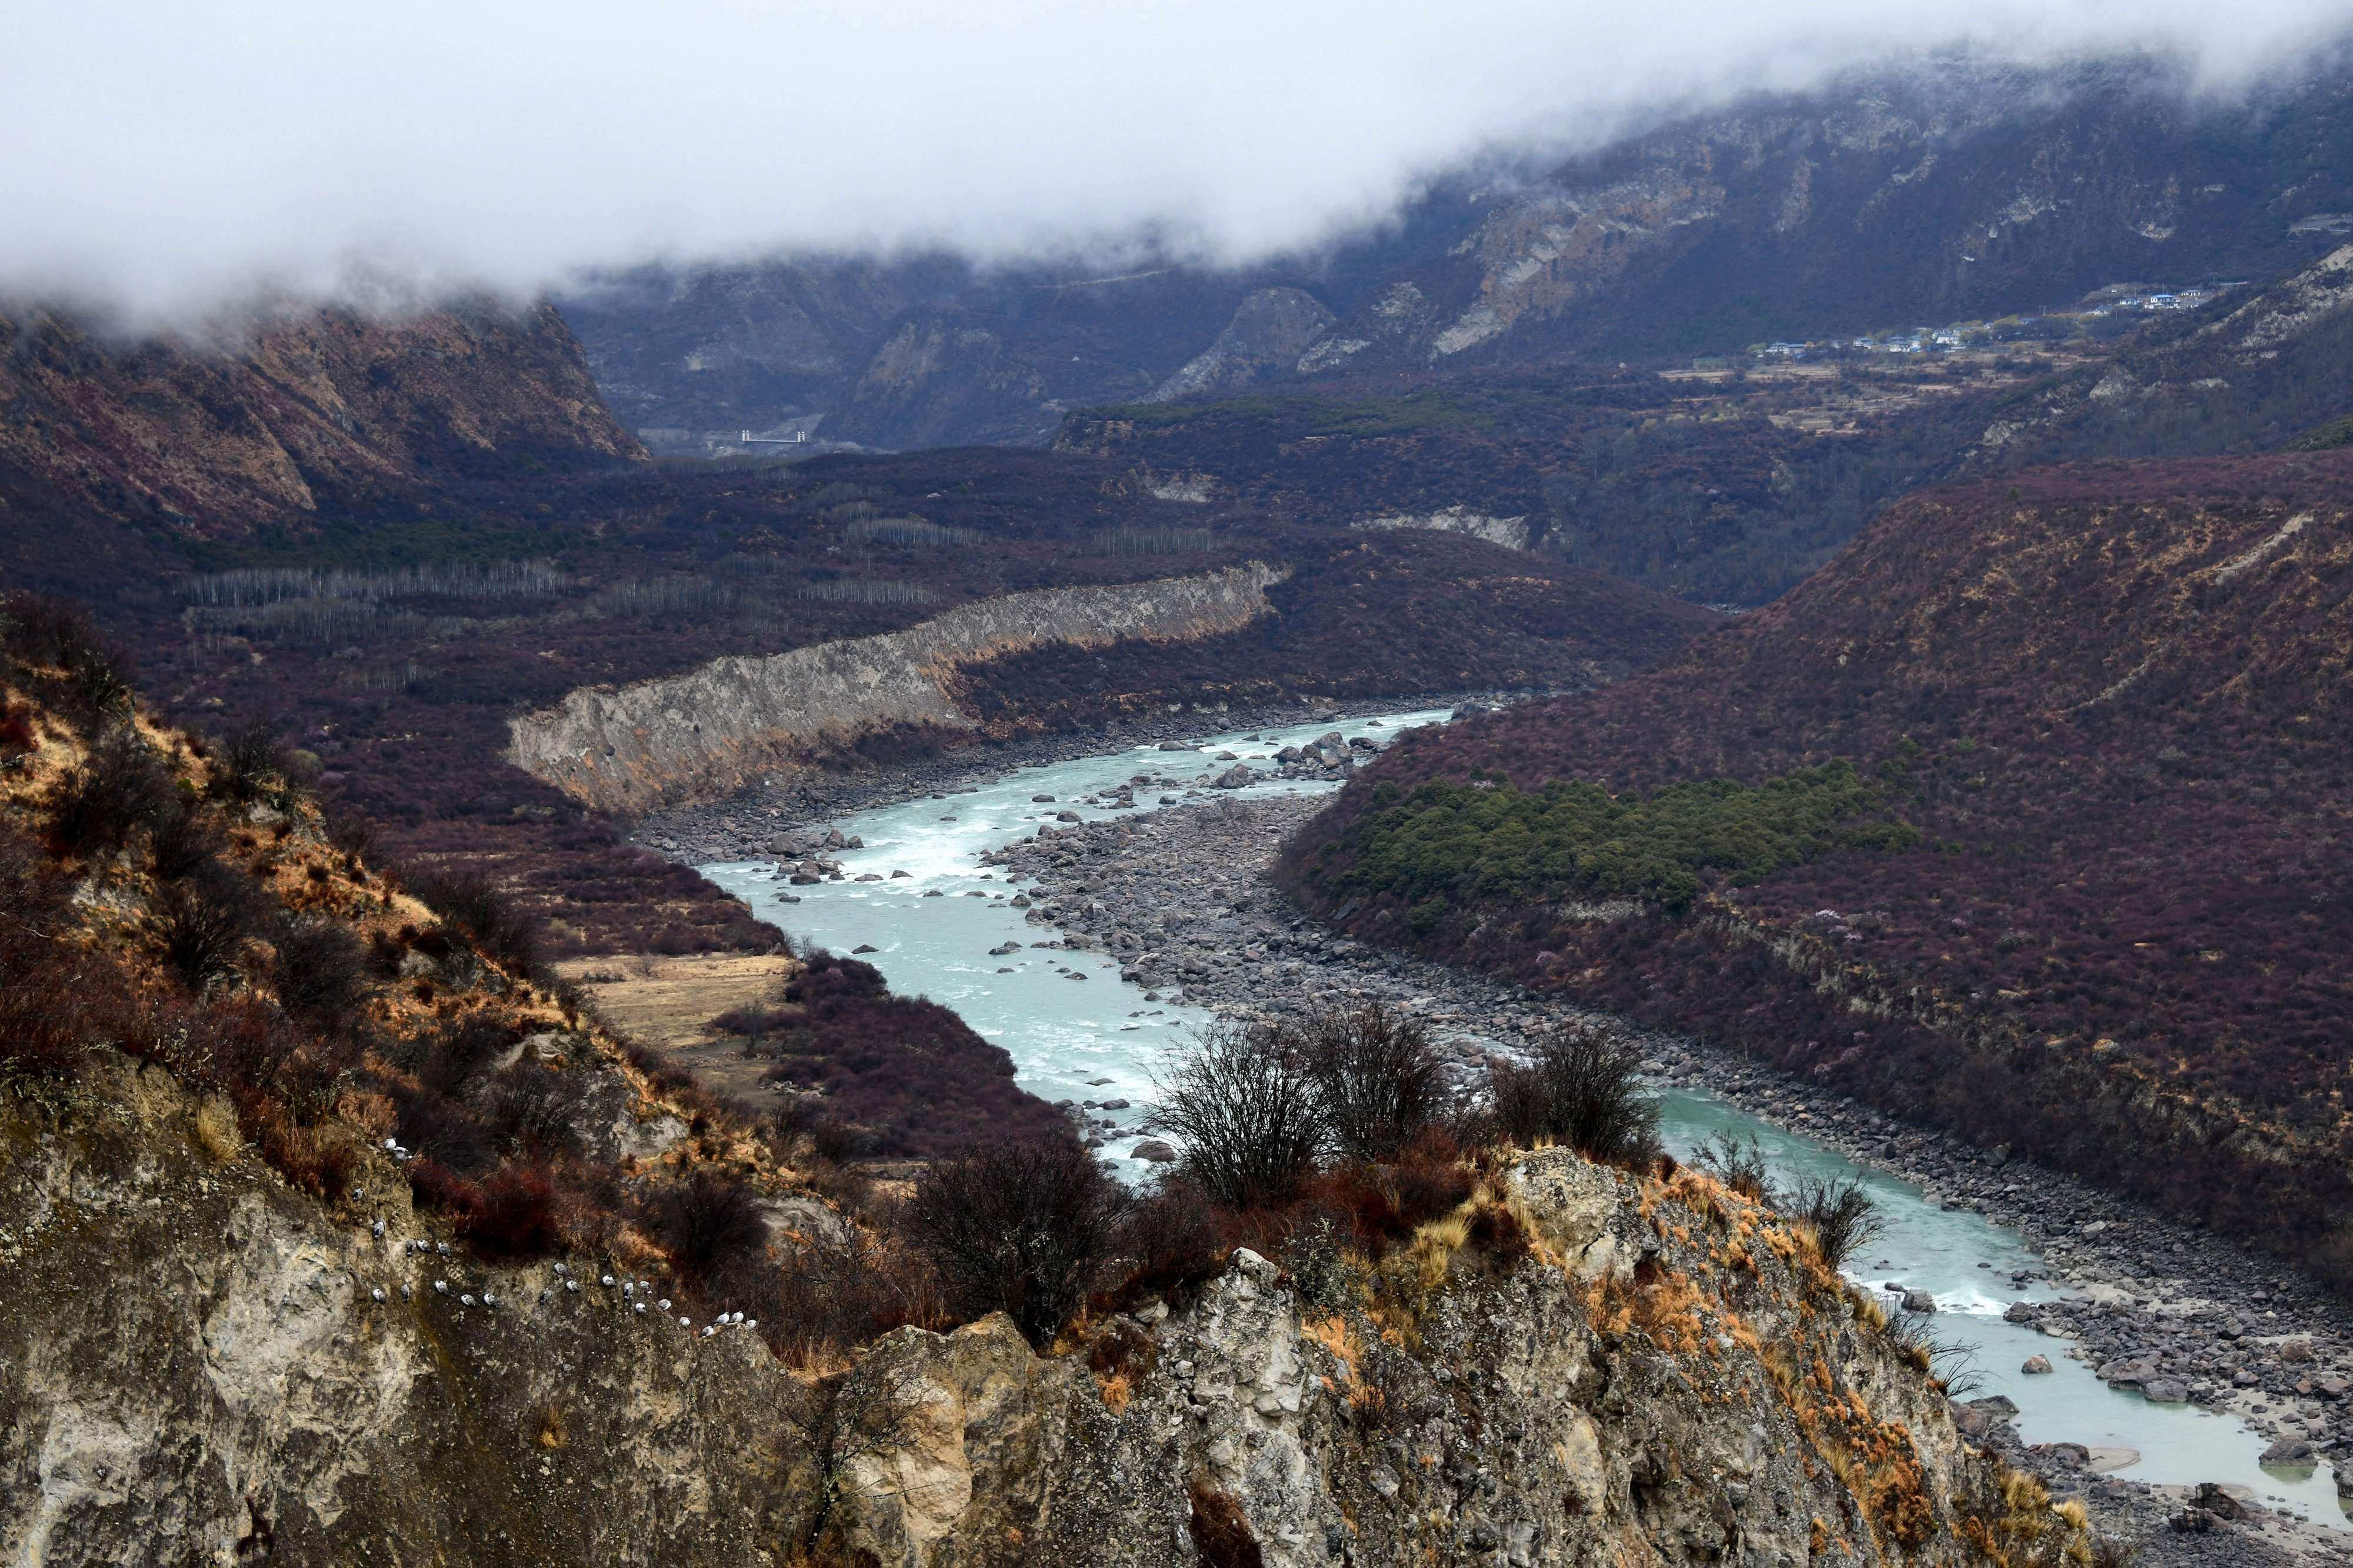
6;0;2351;322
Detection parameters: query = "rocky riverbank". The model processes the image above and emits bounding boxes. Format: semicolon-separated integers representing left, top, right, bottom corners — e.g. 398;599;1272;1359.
629;689;1524;866
987;792;2353;1564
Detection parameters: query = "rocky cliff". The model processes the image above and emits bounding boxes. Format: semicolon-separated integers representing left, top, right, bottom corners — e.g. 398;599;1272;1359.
506;565;1289;813
822;1149;2048;1568
558;54;2353;450
3;1073;2068;1567
0;299;643;538
0;1060;819;1567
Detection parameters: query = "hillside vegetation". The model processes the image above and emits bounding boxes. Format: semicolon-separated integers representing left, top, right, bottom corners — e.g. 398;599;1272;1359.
10;420;1711;953
1285;451;2353;1288
0;595;2092;1565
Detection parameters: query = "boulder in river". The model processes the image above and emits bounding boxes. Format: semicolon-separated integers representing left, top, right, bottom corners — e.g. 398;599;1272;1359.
1901;1290;1937;1314
2021;1355;2053;1374
1212;765;1255;789
1131;1139;1178;1162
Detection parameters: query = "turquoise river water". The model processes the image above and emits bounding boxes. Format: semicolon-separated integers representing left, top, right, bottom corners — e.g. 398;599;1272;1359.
701;707;2347;1524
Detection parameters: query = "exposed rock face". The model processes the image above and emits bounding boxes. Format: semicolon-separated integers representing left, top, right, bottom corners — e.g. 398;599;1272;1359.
562;57;2353;448
0;300;642;536
826;1152;2029;1567
0;1063;815;1566
4;1069;2051;1567
506;565;1288;811
1351;506;1533;552
1146;288;1339;403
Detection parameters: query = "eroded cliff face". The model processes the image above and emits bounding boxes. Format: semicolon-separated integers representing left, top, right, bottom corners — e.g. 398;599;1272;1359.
824;1151;2026;1568
506;565;1288;812
0;300;644;536
4;1077;2045;1568
0;1062;818;1567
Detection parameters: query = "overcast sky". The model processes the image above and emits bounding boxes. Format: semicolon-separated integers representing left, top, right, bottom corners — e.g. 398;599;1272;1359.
6;0;2351;325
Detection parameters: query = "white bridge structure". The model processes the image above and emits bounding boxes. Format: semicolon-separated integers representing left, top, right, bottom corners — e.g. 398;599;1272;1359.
738;430;809;445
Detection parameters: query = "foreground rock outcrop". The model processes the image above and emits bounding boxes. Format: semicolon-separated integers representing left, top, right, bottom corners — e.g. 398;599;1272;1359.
0;301;642;538
826;1151;2045;1568
4;1060;2077;1567
506;565;1287;812
1;1061;820;1566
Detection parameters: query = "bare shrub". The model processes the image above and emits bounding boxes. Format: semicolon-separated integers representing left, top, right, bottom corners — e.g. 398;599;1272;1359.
1695;1130;1777;1202
418;1015;516;1096
208;721;291;805
272;915;369;1025
404;867;545;979
150;860;262;991
1147;1022;1327;1208
0;827;111;1077
1296;1001;1448;1163
325;808;379;867
752;1231;938;1365
905;1135;1129;1345
390;1083;495;1173
145;792;220;882
48;726;172;859
465;1163;566;1257
649;1168;769;1281
1187;1479;1264;1568
483;1065;588;1157
1485;1022;1659;1166
1790;1172;1883;1272
1112;1177;1229;1301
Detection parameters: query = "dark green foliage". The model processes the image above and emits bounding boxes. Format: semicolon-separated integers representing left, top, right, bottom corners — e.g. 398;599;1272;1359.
1337;761;1913;917
905;1135;1130;1346
1486;1023;1659;1167
2287;413;2353;451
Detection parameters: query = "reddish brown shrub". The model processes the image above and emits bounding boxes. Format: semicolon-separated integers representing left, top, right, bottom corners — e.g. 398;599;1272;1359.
1187;1481;1264;1568
648;1168;769;1281
466;1163;566;1256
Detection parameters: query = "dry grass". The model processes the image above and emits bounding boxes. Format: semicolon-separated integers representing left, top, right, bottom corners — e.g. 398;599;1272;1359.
556;952;794;1049
194;1096;242;1162
558;951;800;1113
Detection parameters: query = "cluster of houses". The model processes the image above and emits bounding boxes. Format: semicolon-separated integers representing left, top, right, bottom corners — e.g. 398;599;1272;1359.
1743;282;2240;363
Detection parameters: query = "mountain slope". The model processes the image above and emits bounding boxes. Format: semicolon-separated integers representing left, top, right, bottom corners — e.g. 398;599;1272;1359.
0;613;2079;1566
0;299;642;550
559;52;2353;452
1284;451;2353;1287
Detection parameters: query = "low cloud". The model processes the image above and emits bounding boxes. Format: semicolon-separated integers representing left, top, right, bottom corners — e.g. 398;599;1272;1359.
6;0;2351;324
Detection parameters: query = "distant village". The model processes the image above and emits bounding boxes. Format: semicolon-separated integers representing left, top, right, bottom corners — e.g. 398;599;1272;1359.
1741;281;2242;363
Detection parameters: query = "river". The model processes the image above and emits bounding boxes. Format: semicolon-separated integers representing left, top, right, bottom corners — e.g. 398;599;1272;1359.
700;707;2349;1526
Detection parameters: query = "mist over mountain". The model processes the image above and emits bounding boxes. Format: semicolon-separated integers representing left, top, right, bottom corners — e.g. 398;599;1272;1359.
564;51;2353;453
8;1;2353;326
17;13;2353;1563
